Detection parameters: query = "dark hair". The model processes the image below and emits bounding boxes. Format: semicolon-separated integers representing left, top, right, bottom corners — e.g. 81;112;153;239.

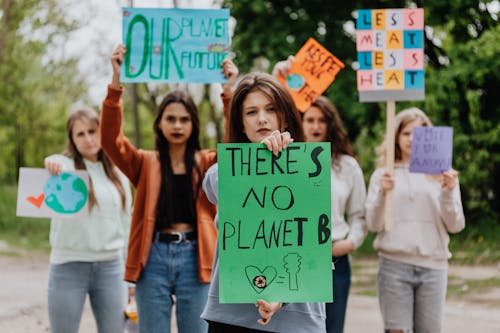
65;108;127;210
227;72;304;143
309;96;355;165
153;90;201;227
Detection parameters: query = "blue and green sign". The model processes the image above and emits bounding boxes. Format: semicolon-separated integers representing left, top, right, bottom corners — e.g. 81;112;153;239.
122;8;230;83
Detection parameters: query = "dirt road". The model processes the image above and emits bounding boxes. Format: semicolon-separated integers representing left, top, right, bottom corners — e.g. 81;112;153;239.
0;254;499;332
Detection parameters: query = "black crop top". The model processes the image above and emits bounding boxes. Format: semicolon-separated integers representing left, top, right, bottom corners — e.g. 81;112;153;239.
155;174;196;230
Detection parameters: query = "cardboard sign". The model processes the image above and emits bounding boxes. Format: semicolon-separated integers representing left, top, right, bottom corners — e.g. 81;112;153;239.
356;8;425;101
121;8;230;83
278;38;345;112
16;168;90;218
410;127;453;174
218;142;333;303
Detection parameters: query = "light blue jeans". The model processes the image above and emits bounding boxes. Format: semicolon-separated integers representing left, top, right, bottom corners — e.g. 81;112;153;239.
48;257;126;333
135;239;209;333
377;256;447;333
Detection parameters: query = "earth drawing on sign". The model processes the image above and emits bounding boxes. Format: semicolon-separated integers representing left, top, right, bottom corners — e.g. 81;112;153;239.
43;172;88;214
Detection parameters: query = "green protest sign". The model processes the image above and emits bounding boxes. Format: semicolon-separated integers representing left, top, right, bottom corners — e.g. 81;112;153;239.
218;142;333;303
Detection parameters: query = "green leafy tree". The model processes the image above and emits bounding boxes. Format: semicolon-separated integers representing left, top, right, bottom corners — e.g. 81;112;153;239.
0;0;86;184
223;0;499;227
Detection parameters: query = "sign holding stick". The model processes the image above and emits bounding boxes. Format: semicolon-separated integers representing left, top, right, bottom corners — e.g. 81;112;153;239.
122;8;230;83
410;126;453;174
277;38;345;112
217;142;333;303
16;168;90;219
384;101;395;230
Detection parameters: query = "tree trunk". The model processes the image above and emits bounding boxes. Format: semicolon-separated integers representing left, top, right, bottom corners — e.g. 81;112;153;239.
0;0;11;65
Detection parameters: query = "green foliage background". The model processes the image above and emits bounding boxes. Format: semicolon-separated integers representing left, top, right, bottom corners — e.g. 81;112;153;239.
0;0;498;258
224;0;500;229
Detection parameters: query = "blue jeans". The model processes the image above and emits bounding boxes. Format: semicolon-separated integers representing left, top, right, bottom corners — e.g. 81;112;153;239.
135;238;209;333
326;255;351;333
47;257;126;333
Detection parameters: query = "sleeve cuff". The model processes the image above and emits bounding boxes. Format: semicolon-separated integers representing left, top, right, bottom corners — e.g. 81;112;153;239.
106;85;124;104
440;187;455;202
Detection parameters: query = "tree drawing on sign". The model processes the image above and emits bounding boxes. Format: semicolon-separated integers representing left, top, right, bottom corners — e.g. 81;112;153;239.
283;253;302;291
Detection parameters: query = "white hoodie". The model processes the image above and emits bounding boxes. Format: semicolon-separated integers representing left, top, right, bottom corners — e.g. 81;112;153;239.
365;163;465;270
46;154;132;264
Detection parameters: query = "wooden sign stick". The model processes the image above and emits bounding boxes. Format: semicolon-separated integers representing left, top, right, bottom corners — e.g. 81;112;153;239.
384;100;395;230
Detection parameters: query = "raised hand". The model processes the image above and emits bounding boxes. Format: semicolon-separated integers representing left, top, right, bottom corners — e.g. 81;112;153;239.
441;169;458;191
379;172;394;193
271;55;295;78
221;58;239;96
110;44;126;89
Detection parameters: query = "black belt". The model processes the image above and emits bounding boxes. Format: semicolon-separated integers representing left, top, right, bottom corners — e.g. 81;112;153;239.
155;231;197;244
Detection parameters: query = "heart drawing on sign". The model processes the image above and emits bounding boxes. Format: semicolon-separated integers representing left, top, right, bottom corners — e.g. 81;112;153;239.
27;193;45;208
244;266;277;294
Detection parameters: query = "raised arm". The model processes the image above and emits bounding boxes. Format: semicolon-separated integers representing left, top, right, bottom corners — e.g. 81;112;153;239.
221;58;239;143
100;44;144;186
271;55;295;79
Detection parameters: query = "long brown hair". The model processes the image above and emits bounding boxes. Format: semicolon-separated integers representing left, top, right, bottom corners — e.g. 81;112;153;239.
227;72;304;143
376;107;433;167
153;90;201;228
65;108;127;210
309;96;355;166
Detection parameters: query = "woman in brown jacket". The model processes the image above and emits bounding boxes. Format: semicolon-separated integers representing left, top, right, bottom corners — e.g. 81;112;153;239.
101;44;237;333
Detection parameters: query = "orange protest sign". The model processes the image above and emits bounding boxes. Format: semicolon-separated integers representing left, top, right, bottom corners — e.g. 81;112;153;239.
278;38;345;112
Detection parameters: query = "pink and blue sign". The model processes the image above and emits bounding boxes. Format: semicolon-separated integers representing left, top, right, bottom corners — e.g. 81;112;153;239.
356;8;425;102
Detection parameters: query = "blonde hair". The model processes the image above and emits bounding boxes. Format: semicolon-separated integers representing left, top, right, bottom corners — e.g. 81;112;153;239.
375;107;433;167
65;108;127;210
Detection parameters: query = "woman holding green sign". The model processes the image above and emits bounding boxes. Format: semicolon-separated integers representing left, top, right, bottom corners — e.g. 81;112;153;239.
101;44;238;333
365;107;465;333
201;72;327;332
273;58;368;333
44;108;132;333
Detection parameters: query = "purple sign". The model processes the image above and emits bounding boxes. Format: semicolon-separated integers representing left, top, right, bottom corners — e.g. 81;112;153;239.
410;126;453;174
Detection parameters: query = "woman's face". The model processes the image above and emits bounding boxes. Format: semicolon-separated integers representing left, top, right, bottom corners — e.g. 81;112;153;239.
71;118;100;162
242;90;281;143
158;102;193;146
398;119;422;162
302;106;327;142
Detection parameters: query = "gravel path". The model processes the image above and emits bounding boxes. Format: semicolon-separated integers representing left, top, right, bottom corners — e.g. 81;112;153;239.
0;255;499;332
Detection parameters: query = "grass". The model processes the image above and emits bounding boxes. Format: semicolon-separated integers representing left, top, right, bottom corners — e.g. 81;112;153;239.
350;256;500;307
354;227;500;265
0;184;51;252
447;276;500;295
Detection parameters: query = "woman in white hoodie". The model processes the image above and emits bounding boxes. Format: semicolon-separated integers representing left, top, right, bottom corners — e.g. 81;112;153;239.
365;107;465;333
44;108;132;333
